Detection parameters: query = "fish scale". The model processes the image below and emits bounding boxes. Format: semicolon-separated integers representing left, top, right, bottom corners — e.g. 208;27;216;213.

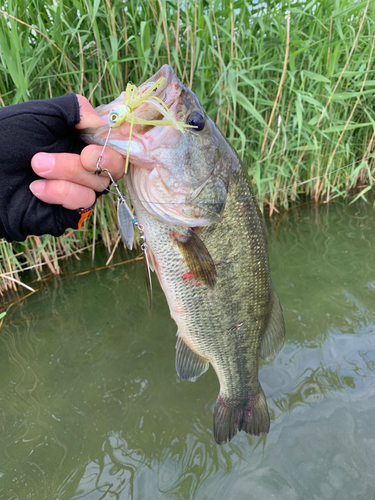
83;64;285;444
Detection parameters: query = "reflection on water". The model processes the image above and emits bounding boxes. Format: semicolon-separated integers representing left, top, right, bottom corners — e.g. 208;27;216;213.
0;201;375;500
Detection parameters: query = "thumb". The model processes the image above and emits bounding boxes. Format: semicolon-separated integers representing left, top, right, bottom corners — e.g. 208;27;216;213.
75;94;106;129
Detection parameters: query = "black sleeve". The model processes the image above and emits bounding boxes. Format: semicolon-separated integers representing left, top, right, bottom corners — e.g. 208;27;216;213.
0;93;93;242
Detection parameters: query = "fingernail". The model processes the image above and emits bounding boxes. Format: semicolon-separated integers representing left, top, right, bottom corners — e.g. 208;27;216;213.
30;180;46;196
33;153;55;175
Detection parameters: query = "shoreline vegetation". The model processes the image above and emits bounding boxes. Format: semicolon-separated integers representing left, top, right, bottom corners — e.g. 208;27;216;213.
1;0;375;296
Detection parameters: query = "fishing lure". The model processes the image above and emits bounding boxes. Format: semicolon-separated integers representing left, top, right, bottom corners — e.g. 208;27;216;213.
108;76;186;131
106;76;191;173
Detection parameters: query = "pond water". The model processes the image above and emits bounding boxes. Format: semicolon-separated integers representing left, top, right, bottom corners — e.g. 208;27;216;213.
1;200;375;500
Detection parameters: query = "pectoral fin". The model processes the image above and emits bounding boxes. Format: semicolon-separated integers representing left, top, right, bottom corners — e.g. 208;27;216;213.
176;334;209;382
174;229;216;288
260;286;285;361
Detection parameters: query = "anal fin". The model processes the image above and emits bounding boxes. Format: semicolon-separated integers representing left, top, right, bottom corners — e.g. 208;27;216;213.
174;228;216;288
260;285;285;361
176;333;209;382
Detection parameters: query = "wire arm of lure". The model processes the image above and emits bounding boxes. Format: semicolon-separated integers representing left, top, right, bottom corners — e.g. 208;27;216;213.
95;127;112;174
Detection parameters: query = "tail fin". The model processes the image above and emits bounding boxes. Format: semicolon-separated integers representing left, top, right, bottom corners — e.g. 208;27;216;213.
213;390;270;445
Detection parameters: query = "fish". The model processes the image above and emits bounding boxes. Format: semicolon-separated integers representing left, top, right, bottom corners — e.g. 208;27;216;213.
82;65;285;444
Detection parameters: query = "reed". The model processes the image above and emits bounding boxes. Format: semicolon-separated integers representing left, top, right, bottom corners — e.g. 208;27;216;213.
1;0;375;293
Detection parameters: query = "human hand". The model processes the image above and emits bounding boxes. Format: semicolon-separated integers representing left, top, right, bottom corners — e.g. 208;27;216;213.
30;95;125;210
0;93;124;242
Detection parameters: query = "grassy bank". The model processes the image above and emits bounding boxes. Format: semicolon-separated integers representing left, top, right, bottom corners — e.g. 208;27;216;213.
1;0;375;294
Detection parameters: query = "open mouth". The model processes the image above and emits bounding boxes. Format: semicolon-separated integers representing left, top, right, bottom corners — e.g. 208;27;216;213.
102;66;185;165
131;65;182;122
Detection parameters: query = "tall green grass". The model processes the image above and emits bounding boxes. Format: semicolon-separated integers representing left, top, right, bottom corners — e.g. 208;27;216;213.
1;0;375;294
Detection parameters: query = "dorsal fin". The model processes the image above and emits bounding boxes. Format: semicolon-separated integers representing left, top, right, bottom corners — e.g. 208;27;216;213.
260;286;285;361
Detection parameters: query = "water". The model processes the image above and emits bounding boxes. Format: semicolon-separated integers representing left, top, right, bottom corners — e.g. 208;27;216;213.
1;200;374;500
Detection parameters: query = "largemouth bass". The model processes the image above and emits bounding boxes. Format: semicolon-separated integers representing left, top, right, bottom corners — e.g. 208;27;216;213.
82;65;285;444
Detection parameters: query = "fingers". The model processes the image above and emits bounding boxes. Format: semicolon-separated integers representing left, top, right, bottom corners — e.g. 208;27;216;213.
31;144;126;208
31;150;109;193
31;145;125;185
30;180;96;210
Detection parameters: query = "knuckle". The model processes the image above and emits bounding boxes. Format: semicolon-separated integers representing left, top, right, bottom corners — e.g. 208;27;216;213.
54;180;68;199
76;94;91;108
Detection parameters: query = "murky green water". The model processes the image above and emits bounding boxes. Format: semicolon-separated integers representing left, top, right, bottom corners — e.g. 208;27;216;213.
1;200;375;500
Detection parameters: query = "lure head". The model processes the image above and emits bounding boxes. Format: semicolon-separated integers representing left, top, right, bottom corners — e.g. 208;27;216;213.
108;104;128;128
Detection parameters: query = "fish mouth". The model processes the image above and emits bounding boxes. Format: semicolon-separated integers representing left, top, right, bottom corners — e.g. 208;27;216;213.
82;66;208;223
87;65;185;167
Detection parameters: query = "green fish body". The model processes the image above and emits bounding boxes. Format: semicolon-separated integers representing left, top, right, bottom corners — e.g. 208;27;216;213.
83;65;285;444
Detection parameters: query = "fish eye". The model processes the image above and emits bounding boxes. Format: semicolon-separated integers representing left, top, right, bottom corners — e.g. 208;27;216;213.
187;111;205;131
110;112;118;122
